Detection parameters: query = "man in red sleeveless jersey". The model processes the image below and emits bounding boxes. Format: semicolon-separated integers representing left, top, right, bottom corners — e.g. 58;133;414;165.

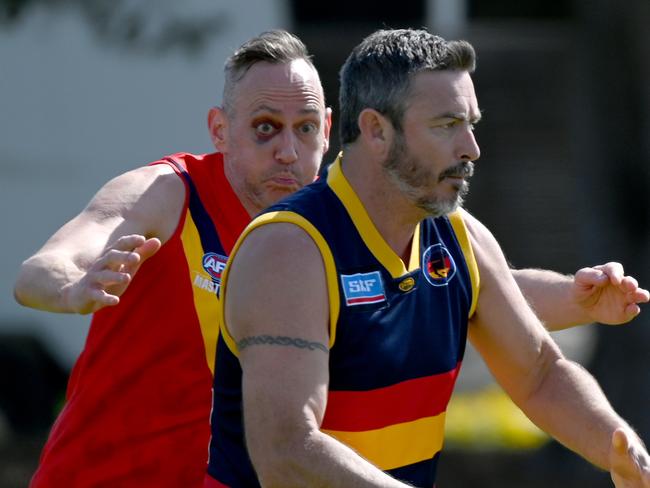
14;30;648;487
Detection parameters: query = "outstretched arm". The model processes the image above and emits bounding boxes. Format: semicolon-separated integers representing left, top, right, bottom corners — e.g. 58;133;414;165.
14;164;183;314
223;223;410;487
463;209;650;484
512;263;648;331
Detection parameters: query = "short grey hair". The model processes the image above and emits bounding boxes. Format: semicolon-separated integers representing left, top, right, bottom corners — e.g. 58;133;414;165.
339;28;476;145
223;30;315;115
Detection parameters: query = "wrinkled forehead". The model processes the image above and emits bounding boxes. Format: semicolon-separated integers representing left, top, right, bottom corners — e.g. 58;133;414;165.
231;59;326;117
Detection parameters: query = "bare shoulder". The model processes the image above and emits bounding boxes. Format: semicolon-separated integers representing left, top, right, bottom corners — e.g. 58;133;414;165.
225;222;329;340
234;222;324;271
91;164;182;210
87;164;186;241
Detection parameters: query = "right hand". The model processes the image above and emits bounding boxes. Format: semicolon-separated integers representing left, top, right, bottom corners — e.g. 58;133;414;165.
62;234;161;314
610;428;650;487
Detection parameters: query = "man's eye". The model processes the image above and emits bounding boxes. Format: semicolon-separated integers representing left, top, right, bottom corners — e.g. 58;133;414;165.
298;122;318;134
255;122;277;136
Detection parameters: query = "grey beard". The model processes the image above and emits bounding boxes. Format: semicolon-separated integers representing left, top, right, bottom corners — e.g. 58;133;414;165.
414;180;469;217
383;157;471;218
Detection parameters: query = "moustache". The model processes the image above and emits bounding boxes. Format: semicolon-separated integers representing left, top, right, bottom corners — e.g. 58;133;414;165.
438;161;475;182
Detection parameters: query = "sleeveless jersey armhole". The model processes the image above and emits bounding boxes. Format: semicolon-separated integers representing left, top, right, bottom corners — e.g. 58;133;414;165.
219;210;340;356
150;157;190;241
448;210;480;318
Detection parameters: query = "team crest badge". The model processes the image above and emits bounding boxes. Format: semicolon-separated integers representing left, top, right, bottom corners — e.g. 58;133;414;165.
422;244;456;286
202;252;228;284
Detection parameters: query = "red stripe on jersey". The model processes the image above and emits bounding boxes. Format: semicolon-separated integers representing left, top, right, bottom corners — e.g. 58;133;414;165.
347;294;386;305
321;363;461;432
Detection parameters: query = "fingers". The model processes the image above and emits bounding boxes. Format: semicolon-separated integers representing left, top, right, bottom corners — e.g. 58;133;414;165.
624;303;642;320
593;262;625;286
621;277;650;303
111;234;148;252
88;288;121;309
95;236;161;273
620;276;640;293
575;266;611;288
579;263;648;300
94;249;141;273
93;268;132;286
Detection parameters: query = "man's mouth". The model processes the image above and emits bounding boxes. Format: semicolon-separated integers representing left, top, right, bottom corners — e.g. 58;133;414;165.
439;162;474;182
267;174;300;188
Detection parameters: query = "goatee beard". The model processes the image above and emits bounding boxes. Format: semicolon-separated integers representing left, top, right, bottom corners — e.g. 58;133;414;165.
382;135;474;217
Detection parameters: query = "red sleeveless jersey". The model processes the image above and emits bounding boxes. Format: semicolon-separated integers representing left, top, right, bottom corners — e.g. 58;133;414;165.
30;152;249;487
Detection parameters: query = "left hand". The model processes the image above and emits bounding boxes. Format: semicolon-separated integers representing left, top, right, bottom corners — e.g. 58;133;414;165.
610;428;650;487
573;262;649;325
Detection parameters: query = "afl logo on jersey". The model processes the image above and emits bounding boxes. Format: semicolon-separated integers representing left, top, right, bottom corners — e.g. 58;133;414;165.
202;252;228;283
422;244;456;287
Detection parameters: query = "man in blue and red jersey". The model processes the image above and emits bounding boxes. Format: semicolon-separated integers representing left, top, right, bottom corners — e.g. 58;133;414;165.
207;29;650;487
14;30;648;487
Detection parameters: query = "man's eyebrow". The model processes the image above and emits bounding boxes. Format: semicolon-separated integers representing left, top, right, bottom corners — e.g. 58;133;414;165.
250;104;322;117
250;104;280;116
434;111;483;124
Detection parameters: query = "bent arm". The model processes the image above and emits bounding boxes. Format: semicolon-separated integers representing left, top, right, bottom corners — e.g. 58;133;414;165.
14;165;183;314
512;264;648;331
464;209;647;473
225;223;409;487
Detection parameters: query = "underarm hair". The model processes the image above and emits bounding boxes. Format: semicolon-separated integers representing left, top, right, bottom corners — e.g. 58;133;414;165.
237;335;329;354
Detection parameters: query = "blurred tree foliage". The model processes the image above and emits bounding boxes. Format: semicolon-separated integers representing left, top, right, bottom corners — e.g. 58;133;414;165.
0;0;226;54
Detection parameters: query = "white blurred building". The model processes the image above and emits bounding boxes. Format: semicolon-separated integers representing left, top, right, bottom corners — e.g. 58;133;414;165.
0;0;291;367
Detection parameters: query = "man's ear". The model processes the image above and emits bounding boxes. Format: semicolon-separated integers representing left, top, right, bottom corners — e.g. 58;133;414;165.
208;107;229;153
358;108;393;157
322;107;333;154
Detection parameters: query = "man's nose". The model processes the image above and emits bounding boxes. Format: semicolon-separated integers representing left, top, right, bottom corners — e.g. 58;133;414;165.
457;126;480;162
275;130;298;164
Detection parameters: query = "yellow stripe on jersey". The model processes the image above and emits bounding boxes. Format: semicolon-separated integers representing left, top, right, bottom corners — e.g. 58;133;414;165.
327;155;421;278
448;210;480;318
219;211;341;356
179;210;220;373
323;412;446;471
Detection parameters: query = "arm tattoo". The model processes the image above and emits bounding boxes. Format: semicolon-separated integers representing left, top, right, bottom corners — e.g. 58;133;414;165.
237;335;329;354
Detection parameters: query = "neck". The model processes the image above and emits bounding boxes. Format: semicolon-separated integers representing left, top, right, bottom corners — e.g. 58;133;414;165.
339;148;424;260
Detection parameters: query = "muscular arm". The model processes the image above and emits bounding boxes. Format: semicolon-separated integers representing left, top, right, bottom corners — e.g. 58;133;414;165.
513;266;648;331
463;209;650;481
14;164;184;314
224;223;409;488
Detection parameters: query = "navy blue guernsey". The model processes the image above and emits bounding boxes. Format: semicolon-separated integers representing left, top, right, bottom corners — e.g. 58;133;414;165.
206;156;479;487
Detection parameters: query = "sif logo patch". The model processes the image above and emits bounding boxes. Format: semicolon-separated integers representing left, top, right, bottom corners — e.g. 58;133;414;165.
202;252;228;283
422;244;456;286
341;271;386;306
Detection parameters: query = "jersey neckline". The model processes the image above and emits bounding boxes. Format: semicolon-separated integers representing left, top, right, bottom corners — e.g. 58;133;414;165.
326;154;421;279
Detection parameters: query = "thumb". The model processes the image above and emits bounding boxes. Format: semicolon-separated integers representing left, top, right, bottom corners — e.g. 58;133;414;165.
136;238;162;261
575;267;609;288
613;429;630;455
